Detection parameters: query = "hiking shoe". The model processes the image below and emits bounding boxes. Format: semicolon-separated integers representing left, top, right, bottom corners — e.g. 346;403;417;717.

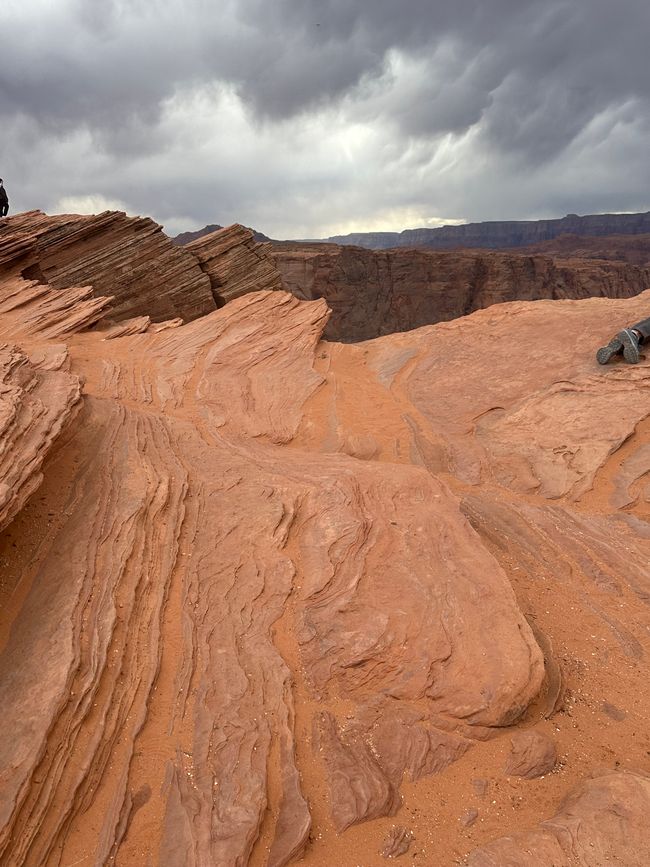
620;328;641;364
596;335;624;365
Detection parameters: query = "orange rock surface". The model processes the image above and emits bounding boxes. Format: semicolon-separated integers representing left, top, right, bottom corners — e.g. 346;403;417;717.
0;212;648;865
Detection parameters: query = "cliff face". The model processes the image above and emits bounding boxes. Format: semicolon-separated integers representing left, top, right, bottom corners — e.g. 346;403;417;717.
0;209;650;865
325;210;650;249
272;242;650;341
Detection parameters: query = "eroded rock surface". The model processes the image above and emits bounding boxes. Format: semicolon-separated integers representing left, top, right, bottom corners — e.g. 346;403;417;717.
467;771;650;866
504;730;557;779
0;226;649;866
0;344;80;532
186;223;284;304
0;209;216;322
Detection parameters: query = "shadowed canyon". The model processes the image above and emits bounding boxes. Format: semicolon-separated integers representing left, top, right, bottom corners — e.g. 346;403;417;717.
0;210;649;866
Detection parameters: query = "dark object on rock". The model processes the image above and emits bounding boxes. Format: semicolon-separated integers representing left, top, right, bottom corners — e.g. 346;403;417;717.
0;180;8;217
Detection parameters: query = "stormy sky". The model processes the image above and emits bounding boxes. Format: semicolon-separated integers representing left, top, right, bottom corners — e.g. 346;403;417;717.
2;0;649;238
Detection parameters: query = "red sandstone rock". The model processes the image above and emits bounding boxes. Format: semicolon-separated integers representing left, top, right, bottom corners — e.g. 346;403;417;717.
504;730;557;779
186;223;284;304
0;209;216;322
467;771;650;866
0;288;545;865
0;227;648;866
0;344;81;533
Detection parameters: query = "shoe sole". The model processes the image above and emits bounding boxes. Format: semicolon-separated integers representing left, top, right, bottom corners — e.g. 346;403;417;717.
596;337;623;365
620;329;640;364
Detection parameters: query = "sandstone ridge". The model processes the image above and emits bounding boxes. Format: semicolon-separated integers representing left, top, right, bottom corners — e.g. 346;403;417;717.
0;212;648;865
0;210;282;323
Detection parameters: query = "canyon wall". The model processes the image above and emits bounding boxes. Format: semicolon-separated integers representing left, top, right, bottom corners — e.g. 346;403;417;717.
272;242;650;341
518;232;650;266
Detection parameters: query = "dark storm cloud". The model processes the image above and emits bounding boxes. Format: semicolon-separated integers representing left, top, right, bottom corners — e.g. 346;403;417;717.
4;0;647;148
1;0;649;234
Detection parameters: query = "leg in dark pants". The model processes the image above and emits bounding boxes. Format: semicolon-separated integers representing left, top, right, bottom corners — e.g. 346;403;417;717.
597;316;649;365
631;317;650;341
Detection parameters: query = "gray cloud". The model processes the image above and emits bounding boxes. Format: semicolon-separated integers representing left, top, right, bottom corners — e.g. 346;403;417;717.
1;0;649;237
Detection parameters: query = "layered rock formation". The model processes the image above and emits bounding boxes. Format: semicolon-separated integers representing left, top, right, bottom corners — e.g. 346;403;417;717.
271;242;650;340
467;771;650;866
186;223;283;304
0;210;216;322
325;210;650;249
173;223;272;245
0;212;283;323
0;211;648;866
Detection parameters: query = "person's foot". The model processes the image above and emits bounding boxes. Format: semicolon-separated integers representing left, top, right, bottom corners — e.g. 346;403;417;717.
620;328;641;364
596;334;624;364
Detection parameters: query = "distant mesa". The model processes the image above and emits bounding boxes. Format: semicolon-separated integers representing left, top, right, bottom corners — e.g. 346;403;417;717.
321;210;650;250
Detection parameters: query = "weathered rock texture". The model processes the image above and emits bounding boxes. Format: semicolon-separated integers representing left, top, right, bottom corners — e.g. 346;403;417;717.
0;212;285;325
186;223;284;304
0;344;81;533
504;730;557;779
467;771;650;866
0;215;649;866
173;223;272;245
271;242;650;340
325;210;650;249
0;210;216;322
